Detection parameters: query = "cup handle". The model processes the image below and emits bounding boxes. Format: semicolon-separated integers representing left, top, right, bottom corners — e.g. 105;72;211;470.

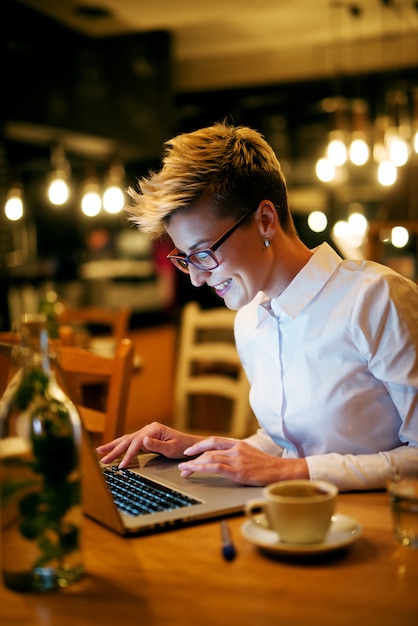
245;498;269;527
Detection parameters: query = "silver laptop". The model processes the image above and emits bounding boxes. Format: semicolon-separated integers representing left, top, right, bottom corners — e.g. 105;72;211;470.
81;428;263;536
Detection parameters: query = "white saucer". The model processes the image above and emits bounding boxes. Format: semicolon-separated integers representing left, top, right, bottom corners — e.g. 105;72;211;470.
241;513;362;556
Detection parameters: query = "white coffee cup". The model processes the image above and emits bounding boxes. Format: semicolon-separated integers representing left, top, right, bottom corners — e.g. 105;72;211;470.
245;479;338;544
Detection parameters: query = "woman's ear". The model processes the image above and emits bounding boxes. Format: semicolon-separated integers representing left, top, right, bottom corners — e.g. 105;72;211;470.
255;200;278;240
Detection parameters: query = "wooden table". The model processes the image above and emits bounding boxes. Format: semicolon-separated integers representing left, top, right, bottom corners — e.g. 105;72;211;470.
1;492;417;626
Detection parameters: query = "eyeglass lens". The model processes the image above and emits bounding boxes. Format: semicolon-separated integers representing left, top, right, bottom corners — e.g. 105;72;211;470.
171;249;218;273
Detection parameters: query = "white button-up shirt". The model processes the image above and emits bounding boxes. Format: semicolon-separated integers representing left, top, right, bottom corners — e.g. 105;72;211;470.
236;242;418;490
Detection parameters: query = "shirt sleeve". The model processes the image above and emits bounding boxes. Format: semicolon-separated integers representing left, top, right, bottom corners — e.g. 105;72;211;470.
243;427;285;457
306;444;418;491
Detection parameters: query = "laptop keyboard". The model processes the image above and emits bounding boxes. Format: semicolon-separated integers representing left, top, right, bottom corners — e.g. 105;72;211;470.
103;466;201;517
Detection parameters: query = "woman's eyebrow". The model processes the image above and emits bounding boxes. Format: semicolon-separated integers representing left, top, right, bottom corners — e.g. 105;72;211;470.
189;238;211;252
170;241;207;256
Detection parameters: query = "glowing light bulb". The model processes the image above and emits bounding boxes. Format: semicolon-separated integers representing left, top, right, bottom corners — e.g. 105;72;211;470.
349;138;369;166
377;161;397;186
48;177;69;205
103;186;125;214
388;137;409;167
348;212;368;236
326;138;347;166
391;226;409;249
333;220;350;239
333;218;365;249
5;191;23;221
81;190;101;217
316;158;335;182
307;211;328;233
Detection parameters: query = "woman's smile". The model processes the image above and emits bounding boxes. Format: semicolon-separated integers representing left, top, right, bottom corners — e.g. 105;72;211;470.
211;277;233;297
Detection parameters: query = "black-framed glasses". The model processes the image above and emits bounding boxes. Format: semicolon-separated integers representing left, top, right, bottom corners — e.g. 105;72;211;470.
167;207;257;273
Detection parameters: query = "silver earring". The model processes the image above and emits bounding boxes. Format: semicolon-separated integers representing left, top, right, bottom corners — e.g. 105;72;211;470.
264;239;270;248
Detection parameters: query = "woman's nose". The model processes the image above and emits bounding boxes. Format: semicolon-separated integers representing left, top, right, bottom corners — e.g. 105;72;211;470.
188;264;210;287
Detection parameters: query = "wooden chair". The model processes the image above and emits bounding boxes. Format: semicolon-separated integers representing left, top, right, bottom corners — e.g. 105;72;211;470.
0;334;21;396
0;338;135;446
57;305;131;348
0;332;20;345
56;338;135;445
173;301;254;438
0;343;16;397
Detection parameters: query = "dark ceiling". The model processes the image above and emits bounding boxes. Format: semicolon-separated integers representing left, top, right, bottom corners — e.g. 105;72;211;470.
2;1;417;191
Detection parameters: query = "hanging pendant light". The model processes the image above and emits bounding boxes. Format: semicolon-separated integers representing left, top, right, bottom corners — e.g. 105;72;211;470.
325;97;348;166
5;186;24;221
103;162;125;214
47;144;70;206
385;90;410;167
348;99;370;166
81;180;102;217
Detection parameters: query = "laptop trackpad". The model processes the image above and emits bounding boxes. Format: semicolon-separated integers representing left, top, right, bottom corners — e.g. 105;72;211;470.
135;453;242;489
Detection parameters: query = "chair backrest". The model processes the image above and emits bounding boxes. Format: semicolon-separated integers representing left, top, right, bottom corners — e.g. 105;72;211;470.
57;306;131;345
0;342;16;398
0;332;20;345
173;301;254;438
57;338;135;445
0;338;134;446
0;334;21;396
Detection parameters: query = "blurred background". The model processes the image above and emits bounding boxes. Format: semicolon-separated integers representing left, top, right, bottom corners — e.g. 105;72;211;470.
1;0;418;332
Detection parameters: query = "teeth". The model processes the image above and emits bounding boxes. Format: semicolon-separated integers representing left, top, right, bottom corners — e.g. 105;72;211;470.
214;278;231;290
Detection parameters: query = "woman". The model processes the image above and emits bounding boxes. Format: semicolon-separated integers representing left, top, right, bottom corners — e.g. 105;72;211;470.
97;122;418;491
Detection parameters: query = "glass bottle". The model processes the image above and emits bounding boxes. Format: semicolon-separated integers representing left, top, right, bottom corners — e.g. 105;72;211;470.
38;282;63;340
0;314;84;592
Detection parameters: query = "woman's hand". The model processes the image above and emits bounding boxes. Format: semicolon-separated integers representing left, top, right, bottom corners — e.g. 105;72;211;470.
178;437;309;486
96;422;205;468
97;426;309;485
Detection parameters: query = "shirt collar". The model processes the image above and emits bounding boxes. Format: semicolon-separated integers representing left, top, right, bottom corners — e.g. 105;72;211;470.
259;242;343;321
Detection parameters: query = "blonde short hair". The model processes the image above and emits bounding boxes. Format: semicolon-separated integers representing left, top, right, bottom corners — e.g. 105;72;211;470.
127;121;293;238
